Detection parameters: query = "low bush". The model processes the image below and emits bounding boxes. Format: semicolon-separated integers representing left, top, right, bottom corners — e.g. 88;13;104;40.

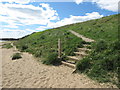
94;39;107;52
21;44;28;51
42;52;61;65
34;50;42;57
2;43;13;49
112;40;120;50
12;53;22;60
87;64;110;83
76;57;91;72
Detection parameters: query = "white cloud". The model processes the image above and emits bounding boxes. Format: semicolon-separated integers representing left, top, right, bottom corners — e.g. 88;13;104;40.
0;0;30;4
95;0;119;12
0;3;59;26
75;0;84;4
0;29;35;38
3;24;19;28
36;26;49;31
75;0;119;12
35;12;103;31
0;0;119;12
0;3;59;38
47;12;103;28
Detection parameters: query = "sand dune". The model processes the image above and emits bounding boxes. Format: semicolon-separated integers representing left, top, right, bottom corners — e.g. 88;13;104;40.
0;42;117;88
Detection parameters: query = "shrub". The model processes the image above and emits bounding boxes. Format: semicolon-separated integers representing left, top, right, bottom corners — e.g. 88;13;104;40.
64;47;76;56
34;50;42;57
12;53;22;60
87;64;110;83
2;43;13;49
112;40;120;50
95;39;107;52
21;44;28;51
76;57;91;72
42;52;61;65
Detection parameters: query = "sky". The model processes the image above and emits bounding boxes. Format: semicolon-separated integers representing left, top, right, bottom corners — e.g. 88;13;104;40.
0;0;119;38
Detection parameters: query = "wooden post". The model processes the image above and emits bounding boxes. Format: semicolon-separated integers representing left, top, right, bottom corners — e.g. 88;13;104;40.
58;38;61;59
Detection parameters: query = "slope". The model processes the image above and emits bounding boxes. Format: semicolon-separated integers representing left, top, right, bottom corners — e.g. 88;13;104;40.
15;14;120;88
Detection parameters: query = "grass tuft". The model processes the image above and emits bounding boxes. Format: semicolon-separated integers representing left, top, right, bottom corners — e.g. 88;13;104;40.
42;52;61;65
12;53;22;60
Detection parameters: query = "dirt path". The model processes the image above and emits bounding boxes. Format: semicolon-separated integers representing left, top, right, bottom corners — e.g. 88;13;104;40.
1;42;117;88
69;30;95;42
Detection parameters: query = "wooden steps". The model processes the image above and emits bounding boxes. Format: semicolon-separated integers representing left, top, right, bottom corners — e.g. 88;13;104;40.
67;60;76;64
62;46;91;69
78;48;91;52
83;44;91;47
74;52;88;56
67;56;80;61
61;30;94;69
61;61;76;68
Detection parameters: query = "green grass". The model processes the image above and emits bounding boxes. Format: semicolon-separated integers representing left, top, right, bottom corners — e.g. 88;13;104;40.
15;29;84;59
12;53;22;60
42;52;61;65
76;40;120;87
2;43;13;49
15;14;119;87
68;14;118;42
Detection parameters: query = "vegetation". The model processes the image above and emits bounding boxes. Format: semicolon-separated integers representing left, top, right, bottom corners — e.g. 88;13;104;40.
76;40;119;84
15;29;84;62
12;53;22;60
15;14;119;87
42;52;61;65
2;43;13;49
69;14;118;42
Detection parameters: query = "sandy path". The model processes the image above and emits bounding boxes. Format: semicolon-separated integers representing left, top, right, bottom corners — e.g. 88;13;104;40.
1;42;117;88
69;30;95;42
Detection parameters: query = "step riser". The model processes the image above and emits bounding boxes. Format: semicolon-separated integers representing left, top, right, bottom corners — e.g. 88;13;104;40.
83;45;91;48
78;49;86;52
77;51;90;54
67;60;76;64
63;64;75;68
62;61;75;69
75;54;88;57
77;49;91;52
74;52;88;56
68;58;79;61
67;56;80;61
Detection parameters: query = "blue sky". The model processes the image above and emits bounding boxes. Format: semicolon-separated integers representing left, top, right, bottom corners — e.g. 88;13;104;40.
0;0;118;38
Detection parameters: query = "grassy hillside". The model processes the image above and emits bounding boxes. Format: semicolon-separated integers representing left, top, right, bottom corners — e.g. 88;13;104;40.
61;14;118;42
15;14;119;87
15;29;85;59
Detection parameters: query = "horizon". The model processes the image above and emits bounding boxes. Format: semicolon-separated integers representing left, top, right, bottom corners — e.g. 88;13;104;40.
0;0;119;38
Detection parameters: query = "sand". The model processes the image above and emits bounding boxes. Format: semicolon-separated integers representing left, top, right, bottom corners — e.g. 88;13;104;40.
0;42;117;88
69;30;95;42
